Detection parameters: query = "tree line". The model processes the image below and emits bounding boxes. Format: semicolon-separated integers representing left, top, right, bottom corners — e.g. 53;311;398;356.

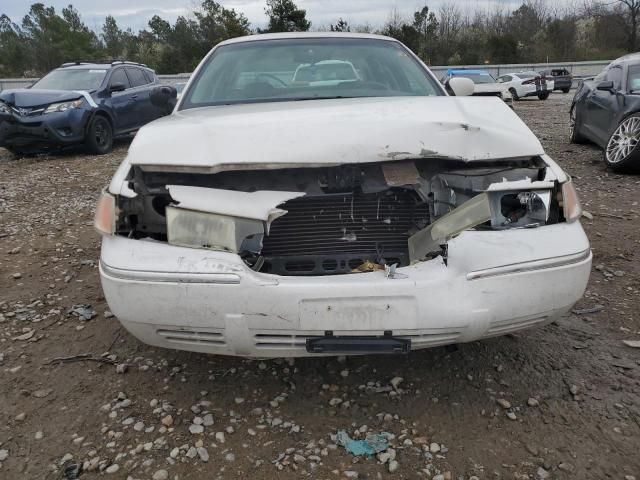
0;0;638;77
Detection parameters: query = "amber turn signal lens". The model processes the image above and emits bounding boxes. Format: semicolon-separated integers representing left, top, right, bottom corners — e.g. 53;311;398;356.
561;179;582;223
94;190;116;235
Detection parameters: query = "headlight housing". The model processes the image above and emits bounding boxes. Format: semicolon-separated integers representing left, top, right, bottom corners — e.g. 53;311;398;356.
44;98;83;114
560;179;582;222
0;100;10;114
166;206;263;253
94;190;117;236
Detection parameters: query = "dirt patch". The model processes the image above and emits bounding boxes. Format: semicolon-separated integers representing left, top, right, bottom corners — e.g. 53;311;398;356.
0;94;639;479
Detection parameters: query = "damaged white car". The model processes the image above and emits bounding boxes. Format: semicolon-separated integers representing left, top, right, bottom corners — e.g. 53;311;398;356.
95;33;591;357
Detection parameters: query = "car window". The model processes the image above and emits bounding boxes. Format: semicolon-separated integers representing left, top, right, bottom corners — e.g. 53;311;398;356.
627;64;640;92
32;68;107;91
109;68;131;89
499;75;512;82
182;38;443;109
142;70;155;83
127;67;150;87
606;66;623;89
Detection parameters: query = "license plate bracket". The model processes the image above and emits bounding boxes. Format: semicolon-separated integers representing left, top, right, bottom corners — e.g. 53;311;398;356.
306;331;410;354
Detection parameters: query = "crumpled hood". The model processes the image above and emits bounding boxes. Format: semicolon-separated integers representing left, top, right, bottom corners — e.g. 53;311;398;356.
0;89;85;108
127;96;544;172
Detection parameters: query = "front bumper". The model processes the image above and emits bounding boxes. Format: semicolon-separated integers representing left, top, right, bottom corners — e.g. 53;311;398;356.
99;222;591;357
0;109;90;148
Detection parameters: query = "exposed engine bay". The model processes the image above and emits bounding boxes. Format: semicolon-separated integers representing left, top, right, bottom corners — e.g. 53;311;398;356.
113;157;565;276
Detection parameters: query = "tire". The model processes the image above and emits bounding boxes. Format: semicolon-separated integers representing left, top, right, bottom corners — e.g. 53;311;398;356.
538;91;550;100
85;115;113;155
569;107;587;144
509;88;519;101
604;113;640;172
562;88;570;94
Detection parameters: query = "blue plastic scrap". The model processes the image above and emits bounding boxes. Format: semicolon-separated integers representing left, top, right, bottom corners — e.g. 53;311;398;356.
336;430;389;457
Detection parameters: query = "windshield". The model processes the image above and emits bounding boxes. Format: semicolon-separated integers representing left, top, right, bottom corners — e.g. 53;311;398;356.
455;73;495;84
32;68;107;91
181;38;442;109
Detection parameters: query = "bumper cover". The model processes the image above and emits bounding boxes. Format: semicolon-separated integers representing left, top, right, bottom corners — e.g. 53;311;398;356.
99;222;591;357
0;109;89;147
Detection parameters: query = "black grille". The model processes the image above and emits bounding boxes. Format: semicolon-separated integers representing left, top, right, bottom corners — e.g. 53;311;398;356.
260;189;428;275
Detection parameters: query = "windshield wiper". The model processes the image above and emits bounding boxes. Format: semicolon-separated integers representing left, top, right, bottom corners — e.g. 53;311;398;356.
292;95;360;101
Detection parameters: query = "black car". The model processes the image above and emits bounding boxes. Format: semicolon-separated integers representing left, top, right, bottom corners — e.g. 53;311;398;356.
539;68;572;93
570;53;640;172
0;61;176;155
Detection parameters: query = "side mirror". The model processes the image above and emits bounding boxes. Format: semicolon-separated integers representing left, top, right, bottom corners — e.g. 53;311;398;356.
448;77;475;96
596;80;615;92
109;82;126;93
150;85;177;108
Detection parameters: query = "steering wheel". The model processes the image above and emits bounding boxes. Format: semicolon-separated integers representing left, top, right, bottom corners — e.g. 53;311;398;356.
257;73;288;87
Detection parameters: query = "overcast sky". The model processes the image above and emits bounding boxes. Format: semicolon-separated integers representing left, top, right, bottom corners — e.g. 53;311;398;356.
2;0;525;32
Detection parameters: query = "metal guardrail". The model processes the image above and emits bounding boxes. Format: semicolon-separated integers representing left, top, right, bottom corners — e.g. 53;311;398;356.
0;60;611;92
427;60;611;79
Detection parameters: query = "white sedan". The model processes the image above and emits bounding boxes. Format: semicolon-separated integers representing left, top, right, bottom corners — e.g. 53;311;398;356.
497;71;554;100
95;33;590;357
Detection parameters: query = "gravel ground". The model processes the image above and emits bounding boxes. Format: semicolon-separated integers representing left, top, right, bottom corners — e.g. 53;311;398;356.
0;93;639;480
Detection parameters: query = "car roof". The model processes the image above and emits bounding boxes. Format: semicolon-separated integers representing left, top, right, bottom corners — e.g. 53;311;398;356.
609;52;640;68
447;69;490;75
59;62;153;71
217;32;399;47
61;63;113;69
614;52;640;62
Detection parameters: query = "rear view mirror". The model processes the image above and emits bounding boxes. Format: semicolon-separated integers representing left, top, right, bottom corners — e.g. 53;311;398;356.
448;77;475;96
596;80;615;92
109;82;126;93
150;85;177;108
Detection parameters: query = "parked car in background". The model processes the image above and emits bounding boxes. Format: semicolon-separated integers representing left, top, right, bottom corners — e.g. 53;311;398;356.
0;61;176;155
539;68;572;93
292;60;360;86
497;71;552;100
95;32;590;358
441;69;513;107
570;53;640;172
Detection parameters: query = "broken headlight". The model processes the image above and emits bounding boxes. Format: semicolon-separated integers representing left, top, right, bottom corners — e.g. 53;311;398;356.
166;207;263;252
44;98;83;114
488;190;552;229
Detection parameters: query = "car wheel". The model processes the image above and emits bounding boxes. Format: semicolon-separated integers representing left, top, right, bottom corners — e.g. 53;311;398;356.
509;88;519;101
569;107;587;144
85;115;113;155
562;88;570;94
538;91;550;100
604;113;640;172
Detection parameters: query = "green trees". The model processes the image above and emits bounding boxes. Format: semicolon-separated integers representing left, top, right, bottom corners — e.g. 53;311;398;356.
0;15;28;76
0;0;637;78
262;0;310;32
0;1;250;76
